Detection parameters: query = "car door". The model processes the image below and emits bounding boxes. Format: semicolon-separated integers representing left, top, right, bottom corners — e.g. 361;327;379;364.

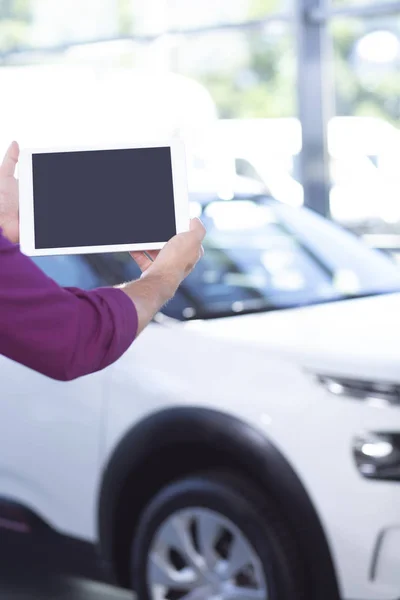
0;255;108;541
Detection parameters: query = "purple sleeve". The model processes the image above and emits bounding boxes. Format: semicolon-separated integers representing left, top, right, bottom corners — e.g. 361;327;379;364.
0;231;138;380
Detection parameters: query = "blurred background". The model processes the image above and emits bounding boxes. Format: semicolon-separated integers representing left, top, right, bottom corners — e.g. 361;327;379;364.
2;0;400;256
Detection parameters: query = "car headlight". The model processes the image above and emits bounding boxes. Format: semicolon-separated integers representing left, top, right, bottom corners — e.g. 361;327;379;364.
317;375;400;408
353;433;400;481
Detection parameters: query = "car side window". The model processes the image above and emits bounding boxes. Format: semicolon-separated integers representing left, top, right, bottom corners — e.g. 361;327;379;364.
175;201;344;318
31;255;104;290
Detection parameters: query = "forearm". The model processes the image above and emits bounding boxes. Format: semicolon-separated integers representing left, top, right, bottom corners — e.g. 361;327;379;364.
121;273;178;335
120;271;177;335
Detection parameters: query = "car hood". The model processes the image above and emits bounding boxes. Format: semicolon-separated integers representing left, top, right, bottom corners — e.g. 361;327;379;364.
185;292;400;382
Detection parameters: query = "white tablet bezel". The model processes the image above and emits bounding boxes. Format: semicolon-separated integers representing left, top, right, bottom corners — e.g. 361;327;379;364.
19;138;190;256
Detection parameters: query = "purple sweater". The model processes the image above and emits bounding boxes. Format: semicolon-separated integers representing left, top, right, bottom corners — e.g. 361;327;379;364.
0;231;138;380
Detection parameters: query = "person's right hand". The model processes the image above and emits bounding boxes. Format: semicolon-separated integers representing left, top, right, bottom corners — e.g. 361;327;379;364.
131;217;206;300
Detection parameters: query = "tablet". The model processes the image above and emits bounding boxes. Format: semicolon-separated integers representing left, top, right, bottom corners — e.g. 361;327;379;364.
19;139;189;256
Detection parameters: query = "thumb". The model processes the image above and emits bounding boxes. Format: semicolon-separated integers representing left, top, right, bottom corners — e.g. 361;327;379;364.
0;141;19;178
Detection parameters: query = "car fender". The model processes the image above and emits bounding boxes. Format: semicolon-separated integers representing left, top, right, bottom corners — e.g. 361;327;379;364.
98;406;340;599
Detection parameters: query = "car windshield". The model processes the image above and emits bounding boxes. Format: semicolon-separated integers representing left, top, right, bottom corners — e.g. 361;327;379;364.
32;196;400;321
175;197;400;318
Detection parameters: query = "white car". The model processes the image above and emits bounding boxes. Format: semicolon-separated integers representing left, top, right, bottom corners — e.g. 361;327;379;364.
1;192;400;600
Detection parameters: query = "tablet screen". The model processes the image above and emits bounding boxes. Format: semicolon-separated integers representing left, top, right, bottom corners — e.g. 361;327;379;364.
32;147;177;249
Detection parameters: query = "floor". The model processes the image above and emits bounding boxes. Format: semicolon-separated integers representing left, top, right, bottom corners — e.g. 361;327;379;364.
0;537;133;600
0;572;132;600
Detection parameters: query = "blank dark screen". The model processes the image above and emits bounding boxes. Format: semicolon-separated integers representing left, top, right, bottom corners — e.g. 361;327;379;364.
32;147;177;249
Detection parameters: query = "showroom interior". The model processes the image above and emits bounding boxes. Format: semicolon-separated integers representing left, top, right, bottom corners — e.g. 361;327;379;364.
0;1;400;600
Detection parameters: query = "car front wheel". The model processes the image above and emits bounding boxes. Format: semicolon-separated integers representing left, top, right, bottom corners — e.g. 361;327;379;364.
131;472;306;600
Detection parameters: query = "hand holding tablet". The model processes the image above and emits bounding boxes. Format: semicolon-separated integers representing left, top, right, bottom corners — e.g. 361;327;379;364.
118;216;205;336
6;138;205;301
131;217;205;298
18;139;190;256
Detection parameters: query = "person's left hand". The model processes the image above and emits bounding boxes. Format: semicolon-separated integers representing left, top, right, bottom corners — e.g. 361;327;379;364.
130;250;160;273
0;141;19;244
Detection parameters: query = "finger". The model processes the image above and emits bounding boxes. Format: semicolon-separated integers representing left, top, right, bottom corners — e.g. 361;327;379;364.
142;250;161;264
147;250;160;261
189;217;206;241
130;251;153;272
0;141;19;177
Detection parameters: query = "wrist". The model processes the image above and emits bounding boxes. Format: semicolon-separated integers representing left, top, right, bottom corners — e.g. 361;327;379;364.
0;218;19;244
120;268;179;336
142;266;181;303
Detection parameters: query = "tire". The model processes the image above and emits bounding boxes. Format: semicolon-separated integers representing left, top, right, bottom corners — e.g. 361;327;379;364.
131;471;307;600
